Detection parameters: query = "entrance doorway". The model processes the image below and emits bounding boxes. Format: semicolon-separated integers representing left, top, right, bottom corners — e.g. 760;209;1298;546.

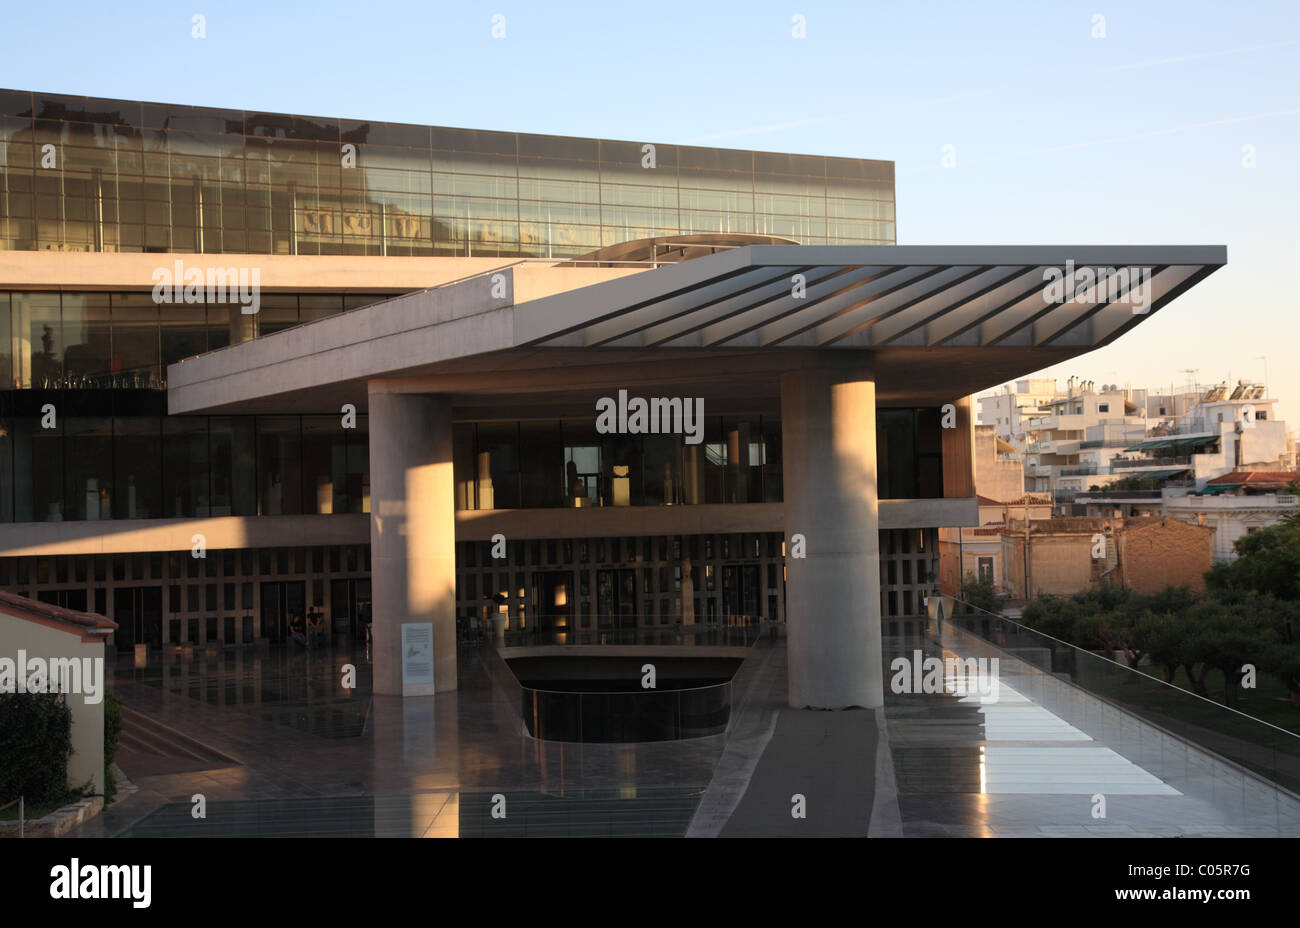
721;565;761;621
596;568;637;632
330;578;372;643
261;581;306;645
113;586;162;652
531;571;574;633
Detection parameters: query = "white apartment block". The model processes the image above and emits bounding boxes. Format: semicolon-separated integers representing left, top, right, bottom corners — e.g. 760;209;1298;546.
976;377;1061;447
979;377;1290;508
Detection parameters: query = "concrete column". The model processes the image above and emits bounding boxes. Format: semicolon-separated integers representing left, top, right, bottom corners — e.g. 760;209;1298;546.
781;357;881;708
368;386;457;696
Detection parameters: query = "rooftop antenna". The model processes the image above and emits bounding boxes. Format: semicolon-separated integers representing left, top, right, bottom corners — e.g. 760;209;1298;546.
1180;368;1199;394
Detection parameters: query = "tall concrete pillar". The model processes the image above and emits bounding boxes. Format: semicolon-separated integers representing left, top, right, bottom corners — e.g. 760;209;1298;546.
368;386;457;696
781;358;881;708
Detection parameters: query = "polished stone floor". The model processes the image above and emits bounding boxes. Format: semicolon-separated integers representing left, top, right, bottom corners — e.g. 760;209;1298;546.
75;643;723;837
75;622;1300;838
883;623;1300;837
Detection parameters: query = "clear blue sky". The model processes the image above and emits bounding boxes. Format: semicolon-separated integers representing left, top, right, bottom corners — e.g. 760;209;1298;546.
3;1;1297;422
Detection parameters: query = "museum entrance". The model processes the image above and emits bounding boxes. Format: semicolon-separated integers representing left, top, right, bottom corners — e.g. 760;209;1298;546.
113;586;163;652
721;565;761;622
330;578;372;643
531;570;574;633
261;581;306;645
596;568;637;633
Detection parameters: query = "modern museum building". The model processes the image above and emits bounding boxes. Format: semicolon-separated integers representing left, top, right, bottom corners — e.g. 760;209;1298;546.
0;89;1224;708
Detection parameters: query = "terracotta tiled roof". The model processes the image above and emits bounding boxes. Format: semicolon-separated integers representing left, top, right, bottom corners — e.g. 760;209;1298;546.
0;589;117;632
1205;471;1300;488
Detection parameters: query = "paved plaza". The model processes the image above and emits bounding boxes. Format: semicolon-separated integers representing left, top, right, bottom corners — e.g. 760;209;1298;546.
73;623;1300;838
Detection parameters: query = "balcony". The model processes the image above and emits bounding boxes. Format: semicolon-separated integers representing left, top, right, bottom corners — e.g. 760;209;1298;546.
1110;455;1193;469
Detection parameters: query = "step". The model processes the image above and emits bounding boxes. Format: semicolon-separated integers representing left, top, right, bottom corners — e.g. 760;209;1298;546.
119;705;242;765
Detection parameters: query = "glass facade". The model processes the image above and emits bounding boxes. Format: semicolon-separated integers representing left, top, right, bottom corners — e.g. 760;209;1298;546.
0;90;895;257
0;543;371;649
0;402;950;522
454;416;783;510
0;390;369;521
0;290;387;390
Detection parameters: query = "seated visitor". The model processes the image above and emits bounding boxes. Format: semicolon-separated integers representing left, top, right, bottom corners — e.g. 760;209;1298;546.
289;612;308;648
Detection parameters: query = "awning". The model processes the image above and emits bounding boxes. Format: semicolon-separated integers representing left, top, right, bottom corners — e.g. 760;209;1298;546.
1124;435;1217;454
1136;468;1192;480
1124;438;1173;452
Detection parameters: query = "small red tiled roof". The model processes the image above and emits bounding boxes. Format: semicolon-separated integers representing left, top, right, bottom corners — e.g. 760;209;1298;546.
0;589;117;632
976;495;1004;506
1205;471;1300;488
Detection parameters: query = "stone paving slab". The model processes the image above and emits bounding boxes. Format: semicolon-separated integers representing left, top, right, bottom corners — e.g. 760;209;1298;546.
719;708;877;838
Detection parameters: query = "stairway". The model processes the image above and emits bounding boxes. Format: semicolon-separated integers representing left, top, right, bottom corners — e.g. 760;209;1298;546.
115;705;242;778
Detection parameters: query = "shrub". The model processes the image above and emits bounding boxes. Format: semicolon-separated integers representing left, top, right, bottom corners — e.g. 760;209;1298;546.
103;692;123;802
1022;595;1090;641
0;693;74;806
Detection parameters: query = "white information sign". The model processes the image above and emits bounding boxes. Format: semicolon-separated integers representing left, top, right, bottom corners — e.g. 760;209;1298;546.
401;622;435;696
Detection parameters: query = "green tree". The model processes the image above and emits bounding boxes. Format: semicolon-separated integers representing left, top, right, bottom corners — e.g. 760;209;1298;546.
1190;600;1276;707
960;571;1001;615
1205;510;1300;601
1021;595;1088;641
1132;610;1185;682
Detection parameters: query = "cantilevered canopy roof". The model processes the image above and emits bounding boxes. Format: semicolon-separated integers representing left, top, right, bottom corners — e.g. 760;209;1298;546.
517;244;1225;350
167;243;1225;415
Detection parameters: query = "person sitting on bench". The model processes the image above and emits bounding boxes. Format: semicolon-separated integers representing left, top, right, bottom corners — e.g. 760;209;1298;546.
289;612;309;648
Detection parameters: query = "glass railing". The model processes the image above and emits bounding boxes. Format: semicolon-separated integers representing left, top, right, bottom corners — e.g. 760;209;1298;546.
519;679;733;743
476;637;737;743
940;598;1300;800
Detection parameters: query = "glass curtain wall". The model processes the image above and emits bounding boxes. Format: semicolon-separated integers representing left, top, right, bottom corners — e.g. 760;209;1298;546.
457;417;784;510
0;90;895;257
0;404;369;522
0;291;387;390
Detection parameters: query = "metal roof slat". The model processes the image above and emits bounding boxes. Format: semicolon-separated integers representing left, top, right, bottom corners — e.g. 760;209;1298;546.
1088;264;1219;347
753;265;925;346
640;264;850;347
692;265;897;347
581;265;803;347
1035;265;1168;347
870;265;1023;346
818;265;989;347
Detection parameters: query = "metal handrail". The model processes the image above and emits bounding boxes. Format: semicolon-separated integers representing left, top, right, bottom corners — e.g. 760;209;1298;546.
0;796;23;838
946;592;1300;743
